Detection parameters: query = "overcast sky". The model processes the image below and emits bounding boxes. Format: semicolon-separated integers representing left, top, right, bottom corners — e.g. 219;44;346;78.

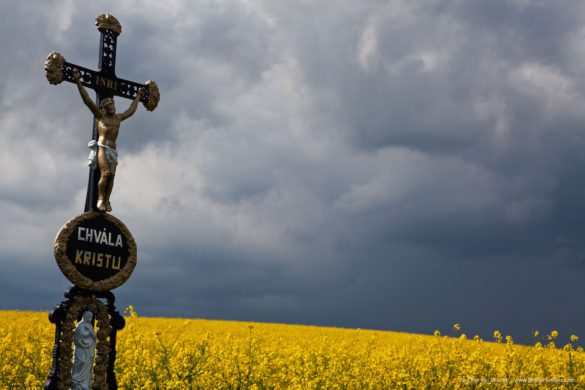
2;0;585;341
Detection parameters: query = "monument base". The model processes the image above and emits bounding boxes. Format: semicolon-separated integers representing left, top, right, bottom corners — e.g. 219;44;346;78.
45;286;125;390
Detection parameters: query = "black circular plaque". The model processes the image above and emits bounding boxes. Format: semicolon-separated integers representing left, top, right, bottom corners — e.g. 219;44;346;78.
54;212;137;291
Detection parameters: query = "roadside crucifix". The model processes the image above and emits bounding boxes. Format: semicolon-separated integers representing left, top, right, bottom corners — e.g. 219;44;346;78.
43;14;158;390
44;13;159;212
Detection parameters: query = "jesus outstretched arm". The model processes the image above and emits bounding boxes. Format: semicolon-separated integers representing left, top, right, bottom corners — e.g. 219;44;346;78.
72;69;101;118
120;88;145;121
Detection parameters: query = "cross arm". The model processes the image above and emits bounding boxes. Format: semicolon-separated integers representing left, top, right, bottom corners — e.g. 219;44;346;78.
115;77;159;111
115;77;145;101
61;62;97;90
63;65;159;111
44;52;159;111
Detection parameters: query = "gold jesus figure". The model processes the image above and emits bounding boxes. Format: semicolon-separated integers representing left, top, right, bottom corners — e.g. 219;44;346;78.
73;68;145;212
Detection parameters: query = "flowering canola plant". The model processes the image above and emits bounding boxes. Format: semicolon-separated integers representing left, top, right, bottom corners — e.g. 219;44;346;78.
1;309;584;388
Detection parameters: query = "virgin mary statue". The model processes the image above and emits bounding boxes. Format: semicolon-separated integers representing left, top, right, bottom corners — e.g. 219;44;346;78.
71;311;96;390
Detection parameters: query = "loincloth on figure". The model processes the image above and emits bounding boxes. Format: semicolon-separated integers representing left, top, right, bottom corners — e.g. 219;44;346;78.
87;140;118;167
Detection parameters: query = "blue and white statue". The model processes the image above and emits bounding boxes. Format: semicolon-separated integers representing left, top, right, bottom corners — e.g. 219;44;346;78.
71;311;96;390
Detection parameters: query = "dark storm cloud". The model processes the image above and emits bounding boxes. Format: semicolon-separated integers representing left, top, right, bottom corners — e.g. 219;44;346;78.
118;244;299;322
2;0;585;342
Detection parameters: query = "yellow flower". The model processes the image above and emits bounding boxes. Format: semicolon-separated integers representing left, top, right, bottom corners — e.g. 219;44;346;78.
3;309;585;389
453;323;461;332
493;330;502;342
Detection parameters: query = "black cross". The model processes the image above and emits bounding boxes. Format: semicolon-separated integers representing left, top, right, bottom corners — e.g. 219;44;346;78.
46;15;157;212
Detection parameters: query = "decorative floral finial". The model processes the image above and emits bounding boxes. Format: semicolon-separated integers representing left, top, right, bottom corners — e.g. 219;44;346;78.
144;80;160;111
95;13;122;35
44;51;65;85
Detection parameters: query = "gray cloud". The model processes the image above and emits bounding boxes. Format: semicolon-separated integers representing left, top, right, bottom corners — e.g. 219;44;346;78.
1;0;585;342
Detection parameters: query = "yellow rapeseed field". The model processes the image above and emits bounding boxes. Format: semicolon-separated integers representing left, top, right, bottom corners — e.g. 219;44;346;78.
0;308;584;388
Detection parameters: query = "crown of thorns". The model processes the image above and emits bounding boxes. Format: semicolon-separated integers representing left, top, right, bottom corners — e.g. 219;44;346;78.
99;98;114;108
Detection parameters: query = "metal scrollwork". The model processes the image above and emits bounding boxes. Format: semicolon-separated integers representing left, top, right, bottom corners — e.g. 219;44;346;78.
44;52;65;85
101;30;118;70
144;80;160;111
